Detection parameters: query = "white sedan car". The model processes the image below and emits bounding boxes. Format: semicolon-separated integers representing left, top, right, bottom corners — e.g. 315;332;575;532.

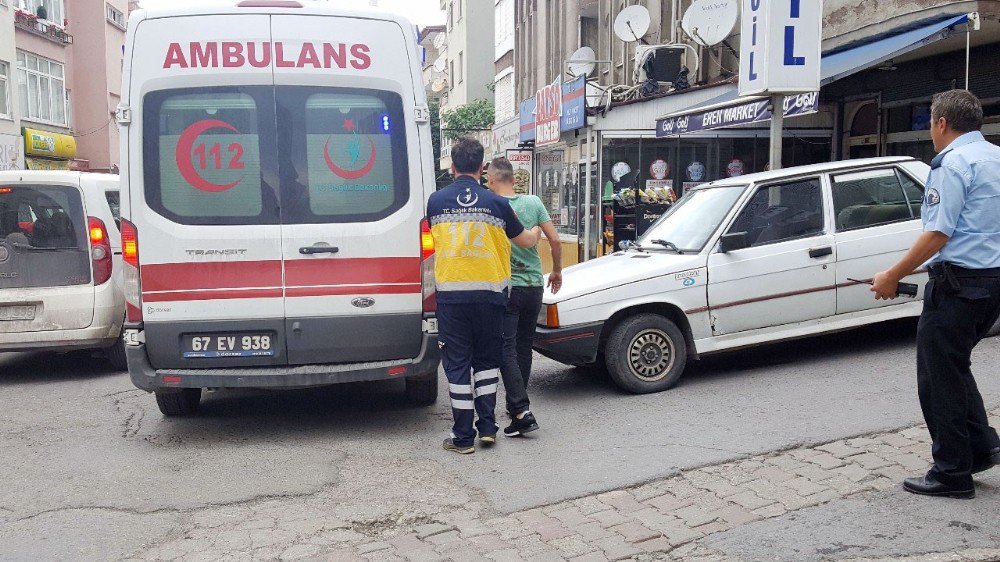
534;157;940;394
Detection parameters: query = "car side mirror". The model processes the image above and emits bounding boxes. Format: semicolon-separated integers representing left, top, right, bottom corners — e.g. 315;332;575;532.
719;232;750;253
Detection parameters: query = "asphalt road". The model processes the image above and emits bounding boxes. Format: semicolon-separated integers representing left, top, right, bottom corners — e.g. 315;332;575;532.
2;318;999;559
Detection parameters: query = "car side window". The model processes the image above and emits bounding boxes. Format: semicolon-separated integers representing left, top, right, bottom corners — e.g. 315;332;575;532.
832;168;917;231
897;169;924;219
726;178;824;247
104;190;120;221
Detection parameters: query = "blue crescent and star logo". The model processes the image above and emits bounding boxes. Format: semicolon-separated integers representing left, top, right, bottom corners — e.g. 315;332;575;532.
457;187;479;208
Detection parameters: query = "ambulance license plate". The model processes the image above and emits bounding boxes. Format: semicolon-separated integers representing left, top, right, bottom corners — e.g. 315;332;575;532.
182;333;275;358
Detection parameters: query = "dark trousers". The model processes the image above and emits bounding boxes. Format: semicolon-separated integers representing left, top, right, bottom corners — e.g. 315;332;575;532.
437;302;504;447
500;286;544;416
917;274;1000;488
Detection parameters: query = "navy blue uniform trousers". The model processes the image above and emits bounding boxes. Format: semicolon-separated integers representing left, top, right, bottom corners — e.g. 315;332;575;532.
437;302;504;447
918;271;1000;488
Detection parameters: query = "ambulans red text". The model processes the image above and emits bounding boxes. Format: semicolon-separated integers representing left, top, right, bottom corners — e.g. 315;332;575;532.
163;42;372;70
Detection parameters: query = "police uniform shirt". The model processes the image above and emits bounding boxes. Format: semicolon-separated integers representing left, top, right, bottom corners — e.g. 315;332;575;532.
427;176;525;306
922;131;1000;270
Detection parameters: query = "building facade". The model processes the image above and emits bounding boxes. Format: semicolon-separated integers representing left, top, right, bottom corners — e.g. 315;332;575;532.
66;0;128;173
5;0;129;171
438;0;495;169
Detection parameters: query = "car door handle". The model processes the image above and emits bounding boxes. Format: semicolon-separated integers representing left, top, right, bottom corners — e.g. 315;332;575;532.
808;246;833;258
299;245;339;255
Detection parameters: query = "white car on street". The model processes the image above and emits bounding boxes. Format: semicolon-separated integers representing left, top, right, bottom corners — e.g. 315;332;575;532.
0;171;126;369
534;157;938;393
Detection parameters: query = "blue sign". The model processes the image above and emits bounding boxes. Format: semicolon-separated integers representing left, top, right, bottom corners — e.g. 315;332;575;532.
518;75;587;143
656;92;819;137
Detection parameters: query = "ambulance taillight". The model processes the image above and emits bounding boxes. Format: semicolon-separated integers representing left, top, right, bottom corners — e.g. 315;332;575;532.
420;219;436;314
121;219;143;323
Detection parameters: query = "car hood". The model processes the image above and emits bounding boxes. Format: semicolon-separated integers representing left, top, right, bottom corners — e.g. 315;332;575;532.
546;251;706;302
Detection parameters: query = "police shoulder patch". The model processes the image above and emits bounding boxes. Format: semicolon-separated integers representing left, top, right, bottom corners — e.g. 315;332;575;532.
926;188;941;206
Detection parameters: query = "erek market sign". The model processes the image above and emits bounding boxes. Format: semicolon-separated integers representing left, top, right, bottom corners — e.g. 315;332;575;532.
164;41;371;70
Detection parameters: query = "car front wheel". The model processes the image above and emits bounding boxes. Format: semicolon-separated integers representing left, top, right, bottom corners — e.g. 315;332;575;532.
605;314;687;394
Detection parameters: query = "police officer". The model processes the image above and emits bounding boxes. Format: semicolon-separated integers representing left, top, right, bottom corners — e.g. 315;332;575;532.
873;89;1000;499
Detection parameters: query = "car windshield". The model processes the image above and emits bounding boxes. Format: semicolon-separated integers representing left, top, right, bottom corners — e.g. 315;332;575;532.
637;185;748;252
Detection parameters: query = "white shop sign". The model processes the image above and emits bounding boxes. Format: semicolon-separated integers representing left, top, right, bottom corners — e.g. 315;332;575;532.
739;0;823;96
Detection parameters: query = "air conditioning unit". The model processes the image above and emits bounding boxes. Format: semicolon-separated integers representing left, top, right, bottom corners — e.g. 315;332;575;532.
633;45;686;85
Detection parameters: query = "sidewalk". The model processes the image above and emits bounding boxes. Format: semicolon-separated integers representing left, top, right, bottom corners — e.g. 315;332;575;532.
138;410;1000;561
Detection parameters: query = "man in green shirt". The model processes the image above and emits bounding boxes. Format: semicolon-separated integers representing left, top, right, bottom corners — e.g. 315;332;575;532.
487;157;563;437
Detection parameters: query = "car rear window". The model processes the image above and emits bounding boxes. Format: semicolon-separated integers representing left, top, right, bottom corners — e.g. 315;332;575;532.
0;185;91;288
144;88;278;226
143;86;409;226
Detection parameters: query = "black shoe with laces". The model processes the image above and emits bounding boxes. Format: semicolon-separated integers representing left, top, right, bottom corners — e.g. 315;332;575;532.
503;412;539;437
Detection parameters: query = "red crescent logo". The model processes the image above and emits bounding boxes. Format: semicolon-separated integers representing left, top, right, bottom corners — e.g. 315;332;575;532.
323;137;377;180
175;119;243;193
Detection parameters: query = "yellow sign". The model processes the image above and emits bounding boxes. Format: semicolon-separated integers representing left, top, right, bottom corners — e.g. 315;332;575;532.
23;128;77;159
25;157;71;171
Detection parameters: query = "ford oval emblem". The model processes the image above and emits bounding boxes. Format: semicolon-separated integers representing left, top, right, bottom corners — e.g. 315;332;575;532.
351;297;375;308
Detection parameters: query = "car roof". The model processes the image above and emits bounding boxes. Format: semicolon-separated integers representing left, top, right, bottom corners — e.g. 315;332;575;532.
133;1;414;27
0;170;119;188
706;157;918;187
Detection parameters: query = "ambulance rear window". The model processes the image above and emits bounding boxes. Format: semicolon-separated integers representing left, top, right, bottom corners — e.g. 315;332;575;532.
143;88;278;226
277;87;409;223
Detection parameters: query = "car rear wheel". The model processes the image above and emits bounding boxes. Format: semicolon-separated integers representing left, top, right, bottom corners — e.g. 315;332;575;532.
106;338;128;371
605;314;687;394
405;372;438;406
155;388;202;416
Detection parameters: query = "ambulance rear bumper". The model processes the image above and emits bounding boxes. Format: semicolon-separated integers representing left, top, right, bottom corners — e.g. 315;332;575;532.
127;333;440;391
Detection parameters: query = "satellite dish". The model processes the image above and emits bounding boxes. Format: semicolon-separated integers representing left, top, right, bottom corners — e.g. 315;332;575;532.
614;5;651;43
432;32;446;50
568;46;597;77
681;0;739;47
433;56;447;72
431;79;445;93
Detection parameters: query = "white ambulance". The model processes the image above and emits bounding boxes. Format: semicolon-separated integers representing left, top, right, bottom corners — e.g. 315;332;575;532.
119;1;440;415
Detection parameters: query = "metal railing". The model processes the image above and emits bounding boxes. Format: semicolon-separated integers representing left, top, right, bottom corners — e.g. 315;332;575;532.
13;10;74;45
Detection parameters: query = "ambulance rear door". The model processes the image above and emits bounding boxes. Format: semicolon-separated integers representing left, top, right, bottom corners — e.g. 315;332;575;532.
270;14;426;365
127;13;286;369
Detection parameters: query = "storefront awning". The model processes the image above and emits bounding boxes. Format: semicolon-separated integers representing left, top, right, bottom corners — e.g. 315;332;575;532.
656;14;971;137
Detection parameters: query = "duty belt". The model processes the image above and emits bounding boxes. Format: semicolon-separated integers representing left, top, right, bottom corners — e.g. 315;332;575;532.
928;262;1000;295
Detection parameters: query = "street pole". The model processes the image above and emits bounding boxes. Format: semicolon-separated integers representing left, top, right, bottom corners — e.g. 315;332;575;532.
769;93;784;171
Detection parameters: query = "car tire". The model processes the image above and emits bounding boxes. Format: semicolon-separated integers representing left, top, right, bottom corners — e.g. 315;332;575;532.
405;372;438;406
155;388;202;416
106;338;128;371
605;313;687;394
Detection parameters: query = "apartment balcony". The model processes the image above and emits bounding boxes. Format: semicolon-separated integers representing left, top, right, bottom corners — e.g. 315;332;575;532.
13;10;74;46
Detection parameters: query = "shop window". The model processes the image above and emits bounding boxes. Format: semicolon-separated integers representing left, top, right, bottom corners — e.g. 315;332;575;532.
727;178;824;247
832;168;917;231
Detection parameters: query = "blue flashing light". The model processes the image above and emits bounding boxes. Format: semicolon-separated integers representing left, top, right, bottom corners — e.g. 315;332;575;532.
381;114;391;134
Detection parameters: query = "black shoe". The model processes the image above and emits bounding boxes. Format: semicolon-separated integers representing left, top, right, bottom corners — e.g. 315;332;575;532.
442;438;474;454
903;475;974;499
972;447;1000;474
479;434;497;446
503;412;539;437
